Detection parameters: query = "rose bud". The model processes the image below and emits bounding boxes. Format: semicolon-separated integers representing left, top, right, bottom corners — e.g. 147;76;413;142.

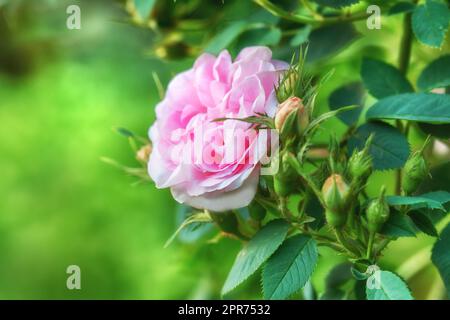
136;144;152;163
366;186;390;233
274;97;308;136
402;152;428;195
322;174;349;228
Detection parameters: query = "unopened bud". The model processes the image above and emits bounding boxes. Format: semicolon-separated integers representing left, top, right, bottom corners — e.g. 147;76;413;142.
322;174;349;228
136;144;152;163
402;152;428;194
348;150;372;183
366;186;390;233
274;97;308;136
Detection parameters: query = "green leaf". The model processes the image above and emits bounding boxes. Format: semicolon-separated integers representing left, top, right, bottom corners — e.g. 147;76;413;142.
222;220;289;295
290;25;312;47
432;223;450;297
386;193;448;211
347;122;410;170
175;205;213;244
366;93;450;123
417;55;450;91
133;0;156;20
361;58;414;99
389;1;416;15
412;0;450;48
205;21;247;54
366;271;413;300
418;123;450;139
262;234;318;300
325;262;352;289
381;210;417;238
164;211;212;248
329;82;365;126
408;210;439;237
307;23;359;61
237;27;282;48
313;0;360;8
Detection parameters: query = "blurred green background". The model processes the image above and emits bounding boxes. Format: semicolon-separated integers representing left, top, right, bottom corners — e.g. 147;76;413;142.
0;0;448;299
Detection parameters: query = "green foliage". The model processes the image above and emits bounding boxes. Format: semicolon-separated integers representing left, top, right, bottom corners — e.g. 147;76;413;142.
222;220;289;296
381;210;417;238
366;271;413;300
417;55;450;91
307;23;359;61
432;223;450;298
386;192;450;211
313;0;360;8
412;0;450;48
205;21;247;54
348;122;410;170
262;234;318;299
366;93;450;123
361;58;414;99
290;26;312;47
133;0;156;21
408;210;438;237
328;82;365;126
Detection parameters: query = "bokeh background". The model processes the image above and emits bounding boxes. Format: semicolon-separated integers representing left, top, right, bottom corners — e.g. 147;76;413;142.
0;0;448;299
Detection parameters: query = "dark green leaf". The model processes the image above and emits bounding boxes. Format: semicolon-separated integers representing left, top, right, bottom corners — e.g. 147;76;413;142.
389;1;416;15
262;234;318;300
290;26;312;47
347;122;410;170
366;271;413;300
366;93;450;123
222;220;289;295
206;21;247;54
237;27;282;48
320;288;346;300
381;210;417;238
432;223;450;298
354;280;367;300
417;55;450;91
325;262;353;289
408;210;439;237
329;82;365;126
313;0;360;8
116;127;135;138
361;58;414;99
306;23;359;61
412;0;450;48
418;122;450;139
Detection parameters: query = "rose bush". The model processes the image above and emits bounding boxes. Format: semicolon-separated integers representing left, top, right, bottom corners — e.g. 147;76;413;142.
148;46;287;211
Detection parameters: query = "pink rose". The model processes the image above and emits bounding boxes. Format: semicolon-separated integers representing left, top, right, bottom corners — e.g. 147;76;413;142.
148;46;288;211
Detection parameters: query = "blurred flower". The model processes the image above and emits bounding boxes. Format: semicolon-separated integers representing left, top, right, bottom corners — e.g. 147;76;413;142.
148;46;288;211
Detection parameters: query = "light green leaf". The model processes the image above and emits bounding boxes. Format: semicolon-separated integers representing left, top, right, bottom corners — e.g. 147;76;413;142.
290;25;312;47
417;55;450;91
347;122;410;170
366;271;413;300
262;234;318;300
381;210;417;238
432;223;450;297
329;82;365;126
313;0;360;8
222;220;289;295
205;21;247;54
412;0;450;48
361;58;414;99
366;93;450;123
